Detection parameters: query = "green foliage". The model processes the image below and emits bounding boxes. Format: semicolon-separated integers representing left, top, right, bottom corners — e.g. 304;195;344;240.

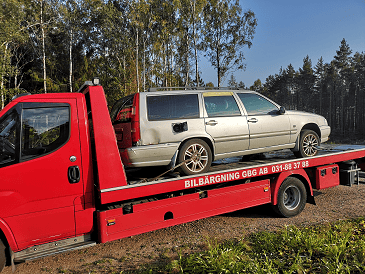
142;218;365;273
1;0;257;104
262;39;365;139
200;0;257;86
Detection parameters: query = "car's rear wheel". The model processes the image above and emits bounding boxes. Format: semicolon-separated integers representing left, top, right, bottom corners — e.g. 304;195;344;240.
177;139;212;175
273;177;307;217
294;130;319;158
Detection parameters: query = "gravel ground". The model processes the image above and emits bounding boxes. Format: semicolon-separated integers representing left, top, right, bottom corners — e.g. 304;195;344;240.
3;178;365;273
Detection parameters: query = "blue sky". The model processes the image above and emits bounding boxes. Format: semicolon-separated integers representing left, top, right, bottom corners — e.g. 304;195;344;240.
200;0;365;87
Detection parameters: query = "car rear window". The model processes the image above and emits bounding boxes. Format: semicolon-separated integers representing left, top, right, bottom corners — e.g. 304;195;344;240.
147;94;199;121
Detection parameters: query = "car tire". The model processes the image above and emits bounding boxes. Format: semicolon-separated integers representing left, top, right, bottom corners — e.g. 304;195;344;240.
177;139;212;176
0;239;6;272
273;177;307;218
294;130;319;158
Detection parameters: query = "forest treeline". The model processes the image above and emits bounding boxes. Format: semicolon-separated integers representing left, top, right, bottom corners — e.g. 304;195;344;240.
243;39;365;139
1;1;364;139
0;0;257;105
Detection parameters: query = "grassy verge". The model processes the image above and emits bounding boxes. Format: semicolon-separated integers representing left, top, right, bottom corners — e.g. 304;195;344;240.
140;218;365;274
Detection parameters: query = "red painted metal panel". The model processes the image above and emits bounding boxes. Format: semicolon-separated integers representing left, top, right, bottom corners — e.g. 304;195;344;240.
97;180;270;243
270;169;312;205
100;149;365;204
83;86;128;197
315;164;340;190
0;96;86;251
0;218;18;251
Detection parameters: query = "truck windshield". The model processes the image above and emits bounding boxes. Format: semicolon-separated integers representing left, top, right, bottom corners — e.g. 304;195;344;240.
0;109;18;164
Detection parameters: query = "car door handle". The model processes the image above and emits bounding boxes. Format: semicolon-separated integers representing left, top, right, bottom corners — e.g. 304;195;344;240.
248;118;258;123
205;120;218;126
68;166;80;184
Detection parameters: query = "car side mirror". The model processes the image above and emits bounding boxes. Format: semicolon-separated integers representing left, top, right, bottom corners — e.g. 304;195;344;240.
279;106;286;115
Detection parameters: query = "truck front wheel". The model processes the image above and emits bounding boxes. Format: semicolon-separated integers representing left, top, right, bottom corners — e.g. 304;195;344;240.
0;239;6;271
273;177;307;217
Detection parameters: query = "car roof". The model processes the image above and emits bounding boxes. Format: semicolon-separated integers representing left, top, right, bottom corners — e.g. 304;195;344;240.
142;88;256;96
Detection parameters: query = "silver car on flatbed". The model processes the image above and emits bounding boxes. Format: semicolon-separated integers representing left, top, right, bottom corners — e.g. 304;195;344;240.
111;88;330;176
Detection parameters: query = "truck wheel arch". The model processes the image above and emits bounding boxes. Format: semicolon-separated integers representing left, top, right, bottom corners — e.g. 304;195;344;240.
0;219;18;252
271;169;314;206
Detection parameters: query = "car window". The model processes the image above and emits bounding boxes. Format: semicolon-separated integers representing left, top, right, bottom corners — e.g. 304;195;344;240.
21;106;70;159
110;94;135;122
147;94;199;121
0;109;18;165
203;93;241;117
237;93;278;115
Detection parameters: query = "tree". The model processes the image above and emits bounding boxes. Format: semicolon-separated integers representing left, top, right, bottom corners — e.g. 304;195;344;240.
297;55;315;111
333;39;353;135
314;57;326;115
238;81;245;89
228;74;237;87
201;0;257;86
249;79;262;92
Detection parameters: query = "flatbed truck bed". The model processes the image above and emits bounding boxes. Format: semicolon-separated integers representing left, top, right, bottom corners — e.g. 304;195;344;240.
1;81;365;271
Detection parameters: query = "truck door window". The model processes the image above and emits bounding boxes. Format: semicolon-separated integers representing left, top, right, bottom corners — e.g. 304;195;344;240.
0;109;18;165
21;106;70;159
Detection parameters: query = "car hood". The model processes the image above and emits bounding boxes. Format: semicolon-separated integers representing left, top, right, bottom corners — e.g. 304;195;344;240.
285;110;328;125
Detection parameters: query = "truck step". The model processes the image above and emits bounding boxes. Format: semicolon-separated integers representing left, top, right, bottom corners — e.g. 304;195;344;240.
14;235;96;263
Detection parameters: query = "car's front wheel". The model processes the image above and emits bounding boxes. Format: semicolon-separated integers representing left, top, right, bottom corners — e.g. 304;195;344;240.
294;129;319;158
177;139;212;176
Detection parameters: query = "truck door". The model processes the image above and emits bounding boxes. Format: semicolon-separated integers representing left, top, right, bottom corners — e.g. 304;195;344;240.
0;99;84;250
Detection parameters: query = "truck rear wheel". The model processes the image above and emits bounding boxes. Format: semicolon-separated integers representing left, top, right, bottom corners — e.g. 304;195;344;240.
0;239;6;271
273;177;307;217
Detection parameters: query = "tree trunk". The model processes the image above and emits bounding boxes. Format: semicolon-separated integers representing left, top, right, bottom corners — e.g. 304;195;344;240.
136;28;139;92
1;43;8;109
69;28;73;92
41;0;47;93
192;0;199;87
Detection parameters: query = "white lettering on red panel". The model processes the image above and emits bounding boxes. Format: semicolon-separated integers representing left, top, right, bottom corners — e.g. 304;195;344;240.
184;160;309;189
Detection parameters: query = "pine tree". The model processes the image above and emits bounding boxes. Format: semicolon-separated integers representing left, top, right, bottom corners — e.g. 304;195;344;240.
298;55;315;112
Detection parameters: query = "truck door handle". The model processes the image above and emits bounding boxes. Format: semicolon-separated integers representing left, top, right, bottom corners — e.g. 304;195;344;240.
68;166;80;184
205;120;218;126
248;118;258;123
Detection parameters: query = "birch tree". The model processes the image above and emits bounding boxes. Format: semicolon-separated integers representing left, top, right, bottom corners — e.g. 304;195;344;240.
201;0;257;86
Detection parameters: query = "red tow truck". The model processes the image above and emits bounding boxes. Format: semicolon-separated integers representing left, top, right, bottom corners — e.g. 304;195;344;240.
0;80;364;271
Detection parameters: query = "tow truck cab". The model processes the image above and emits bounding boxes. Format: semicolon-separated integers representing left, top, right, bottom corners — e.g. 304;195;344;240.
0;92;95;252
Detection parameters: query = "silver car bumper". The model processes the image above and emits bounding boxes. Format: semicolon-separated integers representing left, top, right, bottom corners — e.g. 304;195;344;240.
123;143;179;167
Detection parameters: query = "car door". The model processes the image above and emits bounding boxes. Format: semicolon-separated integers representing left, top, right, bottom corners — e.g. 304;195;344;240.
236;93;291;150
203;92;249;156
0;99;84;250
